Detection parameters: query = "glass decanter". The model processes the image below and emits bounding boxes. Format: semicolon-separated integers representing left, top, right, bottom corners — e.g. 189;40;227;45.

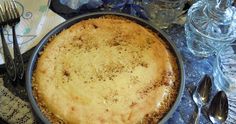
185;0;236;57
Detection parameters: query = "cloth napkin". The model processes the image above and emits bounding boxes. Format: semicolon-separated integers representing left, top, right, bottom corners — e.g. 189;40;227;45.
0;9;65;124
0;78;36;124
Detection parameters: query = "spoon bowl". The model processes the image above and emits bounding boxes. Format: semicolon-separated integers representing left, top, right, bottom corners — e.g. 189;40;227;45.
208;91;228;124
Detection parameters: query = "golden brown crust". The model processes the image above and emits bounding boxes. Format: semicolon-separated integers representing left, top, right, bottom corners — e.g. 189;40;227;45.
33;16;179;124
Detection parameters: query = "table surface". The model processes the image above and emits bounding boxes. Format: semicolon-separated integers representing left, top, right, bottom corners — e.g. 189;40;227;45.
1;0;236;124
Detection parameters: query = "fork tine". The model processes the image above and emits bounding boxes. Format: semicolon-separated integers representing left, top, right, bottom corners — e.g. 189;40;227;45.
0;5;4;22
8;0;14;19
3;1;11;20
8;1;15;19
4;0;20;20
8;0;16;19
11;0;20;18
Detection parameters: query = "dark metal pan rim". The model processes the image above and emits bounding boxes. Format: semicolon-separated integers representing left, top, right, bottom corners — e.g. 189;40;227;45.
26;12;185;124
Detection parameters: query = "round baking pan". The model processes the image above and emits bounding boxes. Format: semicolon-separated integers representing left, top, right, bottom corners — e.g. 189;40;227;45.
26;12;185;124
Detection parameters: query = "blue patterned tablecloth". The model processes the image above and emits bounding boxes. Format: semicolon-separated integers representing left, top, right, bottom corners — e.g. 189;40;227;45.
1;0;236;123
163;26;214;124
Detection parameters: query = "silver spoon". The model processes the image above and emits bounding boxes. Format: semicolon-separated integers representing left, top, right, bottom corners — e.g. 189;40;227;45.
208;91;228;124
193;75;212;124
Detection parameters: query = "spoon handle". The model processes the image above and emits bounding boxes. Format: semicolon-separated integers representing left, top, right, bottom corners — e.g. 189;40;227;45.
194;107;201;124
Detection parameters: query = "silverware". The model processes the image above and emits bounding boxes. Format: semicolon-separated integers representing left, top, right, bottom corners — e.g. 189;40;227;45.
208;91;228;124
0;4;16;81
193;75;212;124
4;0;24;81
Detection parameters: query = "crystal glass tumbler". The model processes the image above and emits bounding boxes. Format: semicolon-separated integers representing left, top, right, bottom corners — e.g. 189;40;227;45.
213;44;236;97
142;0;187;29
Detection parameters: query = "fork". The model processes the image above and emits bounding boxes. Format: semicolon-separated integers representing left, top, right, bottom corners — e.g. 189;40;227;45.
0;4;16;81
4;0;24;80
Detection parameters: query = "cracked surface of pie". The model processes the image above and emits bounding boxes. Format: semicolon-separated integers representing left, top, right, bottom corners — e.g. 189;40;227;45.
33;16;180;124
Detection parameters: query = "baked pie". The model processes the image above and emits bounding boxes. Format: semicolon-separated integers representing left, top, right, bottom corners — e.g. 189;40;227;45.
33;16;180;124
